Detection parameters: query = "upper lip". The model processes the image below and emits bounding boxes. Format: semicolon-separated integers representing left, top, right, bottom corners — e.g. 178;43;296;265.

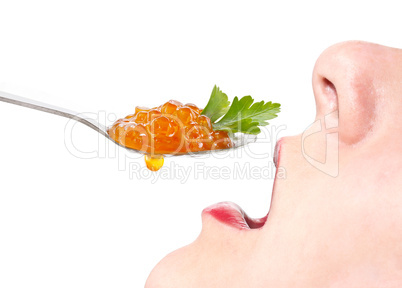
273;138;282;168
202;201;267;230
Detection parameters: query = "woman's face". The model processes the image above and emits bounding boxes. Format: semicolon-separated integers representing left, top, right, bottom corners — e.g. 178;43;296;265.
145;41;402;287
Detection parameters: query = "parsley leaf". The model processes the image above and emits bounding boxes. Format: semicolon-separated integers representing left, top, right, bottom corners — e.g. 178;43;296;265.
201;86;281;135
201;85;230;122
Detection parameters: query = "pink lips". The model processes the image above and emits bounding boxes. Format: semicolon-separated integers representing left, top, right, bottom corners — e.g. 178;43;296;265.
202;202;267;230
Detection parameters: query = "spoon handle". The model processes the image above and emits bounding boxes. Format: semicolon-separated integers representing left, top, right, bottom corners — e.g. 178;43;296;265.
0;90;108;137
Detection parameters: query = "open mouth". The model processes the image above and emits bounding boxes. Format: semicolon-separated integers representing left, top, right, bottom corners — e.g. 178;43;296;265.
202;139;282;230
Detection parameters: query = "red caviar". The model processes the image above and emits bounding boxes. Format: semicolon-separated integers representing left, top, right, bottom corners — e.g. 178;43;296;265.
108;100;233;155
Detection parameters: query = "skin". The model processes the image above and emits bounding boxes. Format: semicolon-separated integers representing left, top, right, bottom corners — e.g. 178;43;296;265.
145;41;402;287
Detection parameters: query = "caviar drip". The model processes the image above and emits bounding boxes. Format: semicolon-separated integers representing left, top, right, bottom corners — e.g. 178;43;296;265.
108;100;233;171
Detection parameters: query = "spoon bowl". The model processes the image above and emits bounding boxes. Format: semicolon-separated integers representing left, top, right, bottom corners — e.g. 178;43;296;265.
0;90;257;157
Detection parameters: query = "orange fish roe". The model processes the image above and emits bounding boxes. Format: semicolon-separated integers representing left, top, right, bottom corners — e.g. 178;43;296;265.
108;100;233;156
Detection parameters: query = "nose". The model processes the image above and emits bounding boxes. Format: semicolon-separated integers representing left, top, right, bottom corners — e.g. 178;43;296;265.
312;41;398;144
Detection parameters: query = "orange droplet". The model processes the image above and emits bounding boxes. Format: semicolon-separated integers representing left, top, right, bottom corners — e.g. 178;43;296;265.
144;154;164;171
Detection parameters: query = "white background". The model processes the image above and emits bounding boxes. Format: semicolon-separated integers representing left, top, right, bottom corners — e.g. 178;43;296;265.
0;1;401;287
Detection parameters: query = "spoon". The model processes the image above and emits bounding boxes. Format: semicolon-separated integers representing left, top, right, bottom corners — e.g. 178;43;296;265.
0;90;257;158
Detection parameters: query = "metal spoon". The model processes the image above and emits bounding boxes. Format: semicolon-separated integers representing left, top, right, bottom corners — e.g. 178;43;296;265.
0;90;256;156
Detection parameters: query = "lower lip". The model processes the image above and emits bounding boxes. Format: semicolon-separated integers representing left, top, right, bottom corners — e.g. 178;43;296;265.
202;202;267;230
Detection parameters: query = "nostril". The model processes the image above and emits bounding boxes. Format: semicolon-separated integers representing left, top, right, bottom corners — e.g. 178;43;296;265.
321;77;338;111
323;77;337;95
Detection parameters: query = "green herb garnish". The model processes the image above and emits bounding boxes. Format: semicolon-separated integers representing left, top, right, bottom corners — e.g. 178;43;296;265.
201;85;281;135
201;85;230;122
